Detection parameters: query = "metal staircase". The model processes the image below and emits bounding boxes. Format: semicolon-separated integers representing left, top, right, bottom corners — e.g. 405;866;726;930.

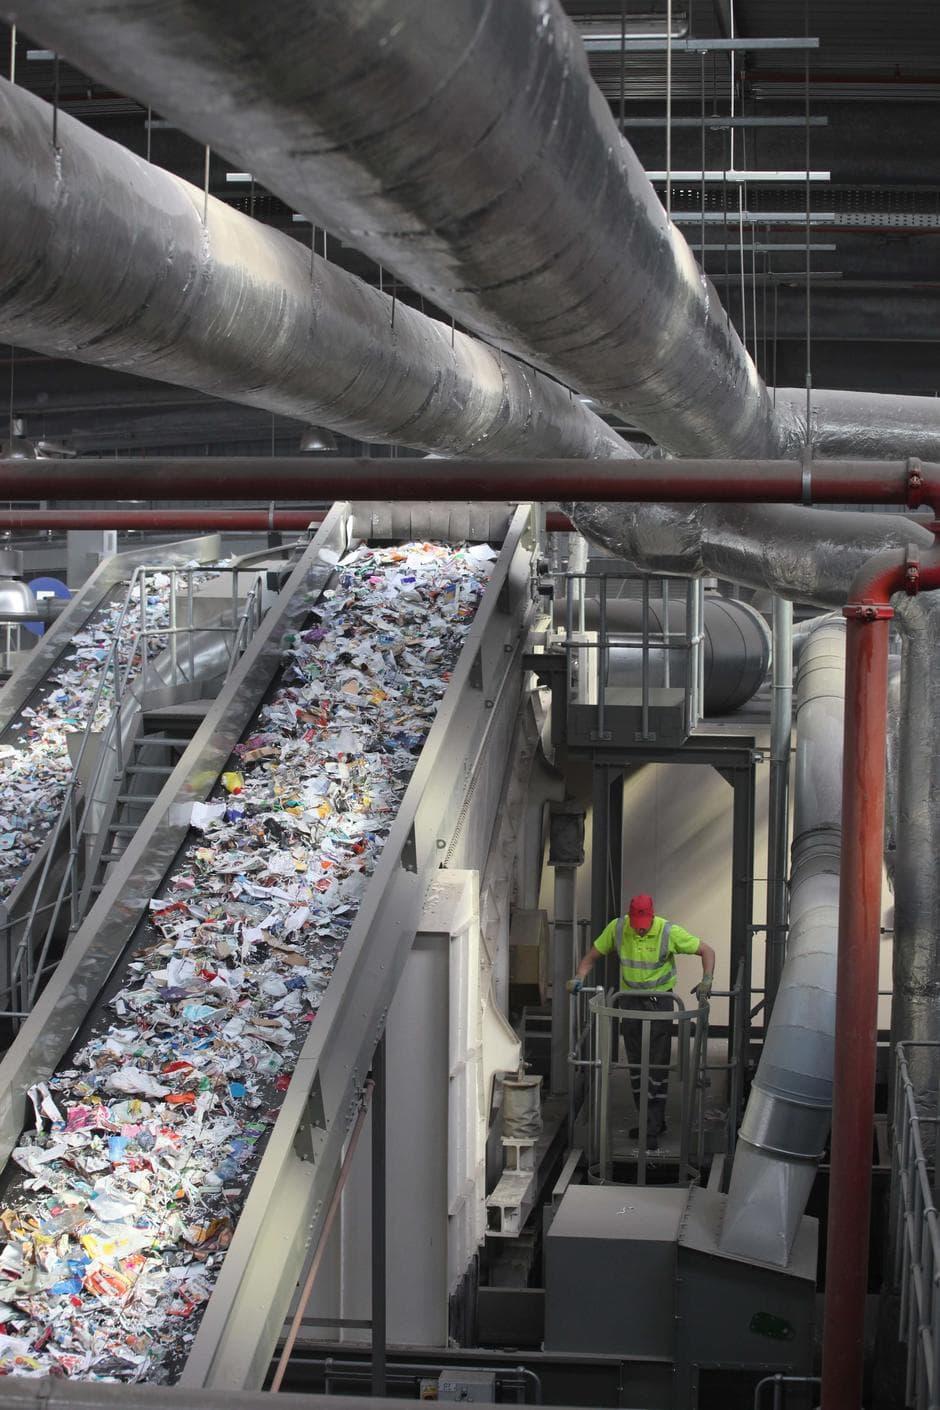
0;558;276;1030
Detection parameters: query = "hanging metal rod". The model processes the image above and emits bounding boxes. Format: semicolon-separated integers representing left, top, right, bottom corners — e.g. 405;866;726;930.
583;36;819;53
2;457;938;509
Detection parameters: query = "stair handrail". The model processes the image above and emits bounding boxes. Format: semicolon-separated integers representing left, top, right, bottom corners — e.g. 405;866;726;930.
3;563;268;1019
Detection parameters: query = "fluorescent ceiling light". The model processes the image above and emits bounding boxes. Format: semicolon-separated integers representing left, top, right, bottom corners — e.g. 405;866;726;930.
579;12;688;41
225;172;253;183
26;48;55;60
673;211;836;225
144;118;175;130
689;242;837;253
579;396;596;404
291;213;309;223
648;170;830;183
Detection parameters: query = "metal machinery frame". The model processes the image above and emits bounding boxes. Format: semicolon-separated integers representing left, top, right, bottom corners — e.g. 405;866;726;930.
0;500;542;1390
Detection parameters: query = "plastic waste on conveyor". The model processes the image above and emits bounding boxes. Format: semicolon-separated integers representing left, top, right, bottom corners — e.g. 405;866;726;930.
0;540;496;1382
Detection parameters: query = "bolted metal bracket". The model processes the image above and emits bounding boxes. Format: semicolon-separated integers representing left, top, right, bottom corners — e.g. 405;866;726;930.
294;1073;328;1165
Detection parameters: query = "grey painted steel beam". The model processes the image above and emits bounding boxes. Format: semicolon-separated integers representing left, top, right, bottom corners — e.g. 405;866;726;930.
582;37;820;52
626;116;829;127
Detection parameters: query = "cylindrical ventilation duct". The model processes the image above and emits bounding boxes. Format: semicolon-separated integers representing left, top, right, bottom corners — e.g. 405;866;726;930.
568;501;934;611
721;618;845;1265
3;0;783;457
890;592;940;1147
553;591;771;715
0;77;630;467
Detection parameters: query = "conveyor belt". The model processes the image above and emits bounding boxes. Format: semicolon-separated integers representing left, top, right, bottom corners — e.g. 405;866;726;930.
0;503;538;1389
0;537;221;904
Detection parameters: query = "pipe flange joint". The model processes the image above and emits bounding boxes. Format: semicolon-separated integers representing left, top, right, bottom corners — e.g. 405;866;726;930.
843;602;894;623
906;457;926;509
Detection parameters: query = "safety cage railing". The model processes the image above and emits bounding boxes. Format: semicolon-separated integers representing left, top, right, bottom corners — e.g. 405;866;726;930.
567;975;744;1187
892;1041;940;1410
0;562;268;1028
560;570;706;744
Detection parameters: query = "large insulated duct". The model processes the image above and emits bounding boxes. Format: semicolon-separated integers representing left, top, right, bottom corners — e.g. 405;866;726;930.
9;0;933;601
777;388;940;462
14;2;940;466
890;593;940;1145
0;78;629;465
721;618;845;1266
568;501;934;611
3;0;783;458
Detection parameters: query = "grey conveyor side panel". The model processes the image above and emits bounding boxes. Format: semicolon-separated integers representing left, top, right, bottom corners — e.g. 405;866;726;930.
0;534;222;737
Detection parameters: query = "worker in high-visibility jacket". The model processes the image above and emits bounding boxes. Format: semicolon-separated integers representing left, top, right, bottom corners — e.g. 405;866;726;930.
567;892;715;1150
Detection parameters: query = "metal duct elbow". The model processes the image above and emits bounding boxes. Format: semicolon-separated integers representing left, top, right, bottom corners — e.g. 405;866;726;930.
721;618;846;1265
5;0;785;458
777;387;940;462
567;502;935;610
0;77;630;465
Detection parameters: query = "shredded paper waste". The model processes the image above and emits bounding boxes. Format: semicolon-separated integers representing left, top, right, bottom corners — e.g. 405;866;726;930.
0;541;494;1381
0;572;212;903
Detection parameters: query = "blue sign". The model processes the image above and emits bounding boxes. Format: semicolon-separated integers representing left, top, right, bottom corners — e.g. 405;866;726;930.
24;575;70;636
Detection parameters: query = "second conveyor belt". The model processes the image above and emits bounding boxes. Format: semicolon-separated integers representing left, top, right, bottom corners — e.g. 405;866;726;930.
0;503;538;1388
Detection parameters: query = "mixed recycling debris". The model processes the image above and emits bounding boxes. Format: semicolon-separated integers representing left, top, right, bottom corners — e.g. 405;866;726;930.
0;571;214;904
0;540;495;1381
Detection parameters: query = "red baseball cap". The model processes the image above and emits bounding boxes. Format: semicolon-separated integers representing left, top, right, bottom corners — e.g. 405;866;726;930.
628;893;655;927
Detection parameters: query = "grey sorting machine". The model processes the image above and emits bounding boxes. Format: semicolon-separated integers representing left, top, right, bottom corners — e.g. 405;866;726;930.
545;1184;817;1408
0;501;541;1389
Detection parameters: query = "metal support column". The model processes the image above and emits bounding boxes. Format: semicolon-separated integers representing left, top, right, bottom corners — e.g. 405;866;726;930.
371;1031;387;1399
723;762;757;1069
765;596;793;1017
591;766;623;990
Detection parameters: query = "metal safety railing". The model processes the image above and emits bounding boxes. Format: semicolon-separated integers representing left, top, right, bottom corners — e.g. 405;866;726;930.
561;570;706;742
892;1041;940;1410
753;1373;820;1410
567;956;745;1182
0;562;267;1026
569;985;710;1186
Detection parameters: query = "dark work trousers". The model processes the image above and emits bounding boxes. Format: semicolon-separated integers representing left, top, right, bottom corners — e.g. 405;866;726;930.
619;993;674;1135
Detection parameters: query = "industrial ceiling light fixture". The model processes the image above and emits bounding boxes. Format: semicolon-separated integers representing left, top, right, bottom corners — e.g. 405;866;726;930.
576;11;689;41
298;425;338;453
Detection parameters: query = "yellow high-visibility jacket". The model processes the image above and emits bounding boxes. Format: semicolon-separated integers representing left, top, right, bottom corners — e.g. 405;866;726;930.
593;913;702;993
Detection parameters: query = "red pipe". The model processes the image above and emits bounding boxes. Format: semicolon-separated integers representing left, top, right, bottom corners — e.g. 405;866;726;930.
822;544;940;1410
0;456;937;508
0;509;325;531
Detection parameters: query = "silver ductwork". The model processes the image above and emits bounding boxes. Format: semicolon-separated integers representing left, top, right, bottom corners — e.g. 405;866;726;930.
777;388;940;462
721;618;845;1266
890;592;940;1145
567;502;934;610
0;77;630;465
2;0;784;458
15;1;940;468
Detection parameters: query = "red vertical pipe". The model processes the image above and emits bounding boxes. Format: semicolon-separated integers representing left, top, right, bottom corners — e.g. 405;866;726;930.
821;604;893;1410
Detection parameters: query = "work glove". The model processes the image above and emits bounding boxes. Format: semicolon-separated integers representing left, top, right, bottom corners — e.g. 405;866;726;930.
566;976;584;994
693;974;713;1005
